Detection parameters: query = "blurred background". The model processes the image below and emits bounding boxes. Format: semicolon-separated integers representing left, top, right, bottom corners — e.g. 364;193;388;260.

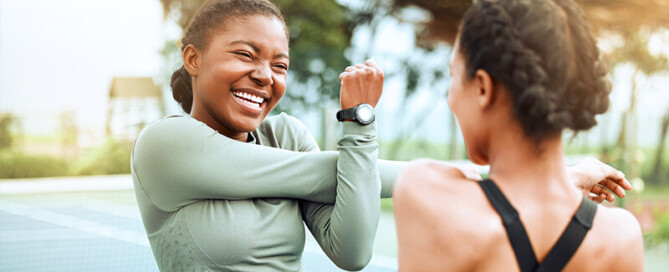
1;0;668;271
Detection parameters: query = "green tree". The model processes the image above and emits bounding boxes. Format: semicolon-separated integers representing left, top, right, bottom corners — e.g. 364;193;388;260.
343;1;454;159
606;30;669;186
0;113;15;150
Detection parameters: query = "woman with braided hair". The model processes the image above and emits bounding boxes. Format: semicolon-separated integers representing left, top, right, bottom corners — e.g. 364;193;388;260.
393;0;643;271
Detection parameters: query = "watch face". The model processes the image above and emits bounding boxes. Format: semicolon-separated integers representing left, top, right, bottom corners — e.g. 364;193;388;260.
357;105;374;123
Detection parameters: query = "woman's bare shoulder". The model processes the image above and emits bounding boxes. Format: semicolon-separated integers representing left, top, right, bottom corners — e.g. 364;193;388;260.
571;204;644;271
395;159;469;192
603;205;642;236
393;159;506;270
594;205;642;244
394;158;486;207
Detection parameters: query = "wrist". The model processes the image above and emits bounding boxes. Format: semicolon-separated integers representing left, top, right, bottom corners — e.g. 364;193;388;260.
336;103;375;125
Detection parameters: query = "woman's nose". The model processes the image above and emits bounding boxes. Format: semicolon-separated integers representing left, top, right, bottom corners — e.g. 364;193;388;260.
250;64;273;86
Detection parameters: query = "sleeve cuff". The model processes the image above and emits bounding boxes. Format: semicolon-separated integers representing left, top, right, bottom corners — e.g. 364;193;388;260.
341;121;377;137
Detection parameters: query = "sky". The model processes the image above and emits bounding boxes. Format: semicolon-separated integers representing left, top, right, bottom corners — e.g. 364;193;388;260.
0;0;170;135
1;0;668;147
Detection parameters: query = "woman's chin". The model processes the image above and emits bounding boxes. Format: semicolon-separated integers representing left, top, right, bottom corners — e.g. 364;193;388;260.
233;117;263;133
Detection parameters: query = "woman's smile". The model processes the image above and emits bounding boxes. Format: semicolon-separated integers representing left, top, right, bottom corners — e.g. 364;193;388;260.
231;89;268;115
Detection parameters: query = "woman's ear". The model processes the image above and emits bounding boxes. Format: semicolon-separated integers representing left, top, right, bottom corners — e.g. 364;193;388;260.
474;69;495;109
183;44;201;77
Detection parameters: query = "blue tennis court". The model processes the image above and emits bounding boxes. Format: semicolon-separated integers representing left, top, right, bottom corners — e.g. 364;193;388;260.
0;176;398;272
4;175;668;271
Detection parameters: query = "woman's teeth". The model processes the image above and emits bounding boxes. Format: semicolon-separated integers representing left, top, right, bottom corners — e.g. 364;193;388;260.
233;91;265;105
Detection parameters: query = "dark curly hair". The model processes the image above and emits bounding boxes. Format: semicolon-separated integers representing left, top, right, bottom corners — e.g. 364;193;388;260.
170;0;287;113
457;0;611;139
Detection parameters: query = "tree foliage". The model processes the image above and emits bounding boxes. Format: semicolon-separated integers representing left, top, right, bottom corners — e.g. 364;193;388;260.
0;113;15;150
389;0;669;46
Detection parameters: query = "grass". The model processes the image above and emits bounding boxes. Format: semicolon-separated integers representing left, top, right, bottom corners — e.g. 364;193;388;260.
0;138;132;178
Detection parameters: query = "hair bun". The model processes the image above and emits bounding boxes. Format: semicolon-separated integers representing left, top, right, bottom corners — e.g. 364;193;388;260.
170;66;194;114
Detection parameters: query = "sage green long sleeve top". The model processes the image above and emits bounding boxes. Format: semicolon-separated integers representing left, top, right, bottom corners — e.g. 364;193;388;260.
131;113;404;272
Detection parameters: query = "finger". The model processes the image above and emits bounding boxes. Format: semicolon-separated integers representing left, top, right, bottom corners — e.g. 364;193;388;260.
588;185;604;195
592;185;615;203
611;179;626;198
598;179;625;198
364;58;380;69
619;174;632;191
588;193;604;204
587;185;611;203
344;66;357;72
597;187;612;202
339;72;347;82
361;66;380;77
604;177;629;198
606;191;615;202
602;165;631;190
354;63;366;69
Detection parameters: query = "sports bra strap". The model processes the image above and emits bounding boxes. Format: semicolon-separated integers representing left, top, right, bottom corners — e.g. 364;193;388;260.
479;179;597;272
536;196;597;271
479;179;539;272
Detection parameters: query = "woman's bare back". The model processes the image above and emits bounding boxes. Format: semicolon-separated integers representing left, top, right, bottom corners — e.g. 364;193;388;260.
394;160;643;271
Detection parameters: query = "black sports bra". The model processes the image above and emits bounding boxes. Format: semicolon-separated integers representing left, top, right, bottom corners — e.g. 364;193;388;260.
479;179;597;272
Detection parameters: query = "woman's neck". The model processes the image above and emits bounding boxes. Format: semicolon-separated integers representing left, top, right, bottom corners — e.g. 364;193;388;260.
486;129;579;202
189;111;249;142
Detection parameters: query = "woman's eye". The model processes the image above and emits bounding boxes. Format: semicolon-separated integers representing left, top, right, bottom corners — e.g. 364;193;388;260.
235;52;253;59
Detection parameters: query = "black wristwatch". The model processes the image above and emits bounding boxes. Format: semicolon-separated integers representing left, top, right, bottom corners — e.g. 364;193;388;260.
336;103;375;125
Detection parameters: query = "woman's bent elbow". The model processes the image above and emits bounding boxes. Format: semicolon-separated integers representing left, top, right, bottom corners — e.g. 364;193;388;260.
333;253;372;271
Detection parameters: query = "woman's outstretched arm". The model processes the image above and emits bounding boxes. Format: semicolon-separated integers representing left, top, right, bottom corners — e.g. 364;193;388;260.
131;115;346;211
132;114;405;212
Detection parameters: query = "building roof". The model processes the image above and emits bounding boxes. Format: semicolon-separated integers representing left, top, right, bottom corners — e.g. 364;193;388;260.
109;77;161;98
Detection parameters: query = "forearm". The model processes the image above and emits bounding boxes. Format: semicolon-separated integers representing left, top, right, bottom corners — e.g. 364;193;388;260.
132;117;342;211
301;122;381;270
379;159;406;198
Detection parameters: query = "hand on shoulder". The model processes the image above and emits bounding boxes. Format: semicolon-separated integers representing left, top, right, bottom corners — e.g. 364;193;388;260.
569;157;632;203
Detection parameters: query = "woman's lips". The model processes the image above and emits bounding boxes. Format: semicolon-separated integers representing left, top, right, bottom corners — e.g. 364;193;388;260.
232;90;265;114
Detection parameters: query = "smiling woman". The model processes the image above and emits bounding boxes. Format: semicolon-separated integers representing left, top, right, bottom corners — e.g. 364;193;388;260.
184;15;290;141
131;0;393;271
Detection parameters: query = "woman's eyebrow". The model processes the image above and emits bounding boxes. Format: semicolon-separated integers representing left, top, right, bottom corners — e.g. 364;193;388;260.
230;40;260;52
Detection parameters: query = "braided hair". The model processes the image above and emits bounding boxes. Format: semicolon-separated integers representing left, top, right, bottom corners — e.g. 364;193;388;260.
170;0;287;113
458;0;611;139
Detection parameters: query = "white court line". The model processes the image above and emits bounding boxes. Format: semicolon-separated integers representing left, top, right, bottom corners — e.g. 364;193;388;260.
0;200;150;247
0;175;133;194
0;229;100;242
58;199;143;220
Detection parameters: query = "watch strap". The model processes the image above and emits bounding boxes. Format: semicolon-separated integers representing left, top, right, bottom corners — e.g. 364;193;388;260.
336;107;358;121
